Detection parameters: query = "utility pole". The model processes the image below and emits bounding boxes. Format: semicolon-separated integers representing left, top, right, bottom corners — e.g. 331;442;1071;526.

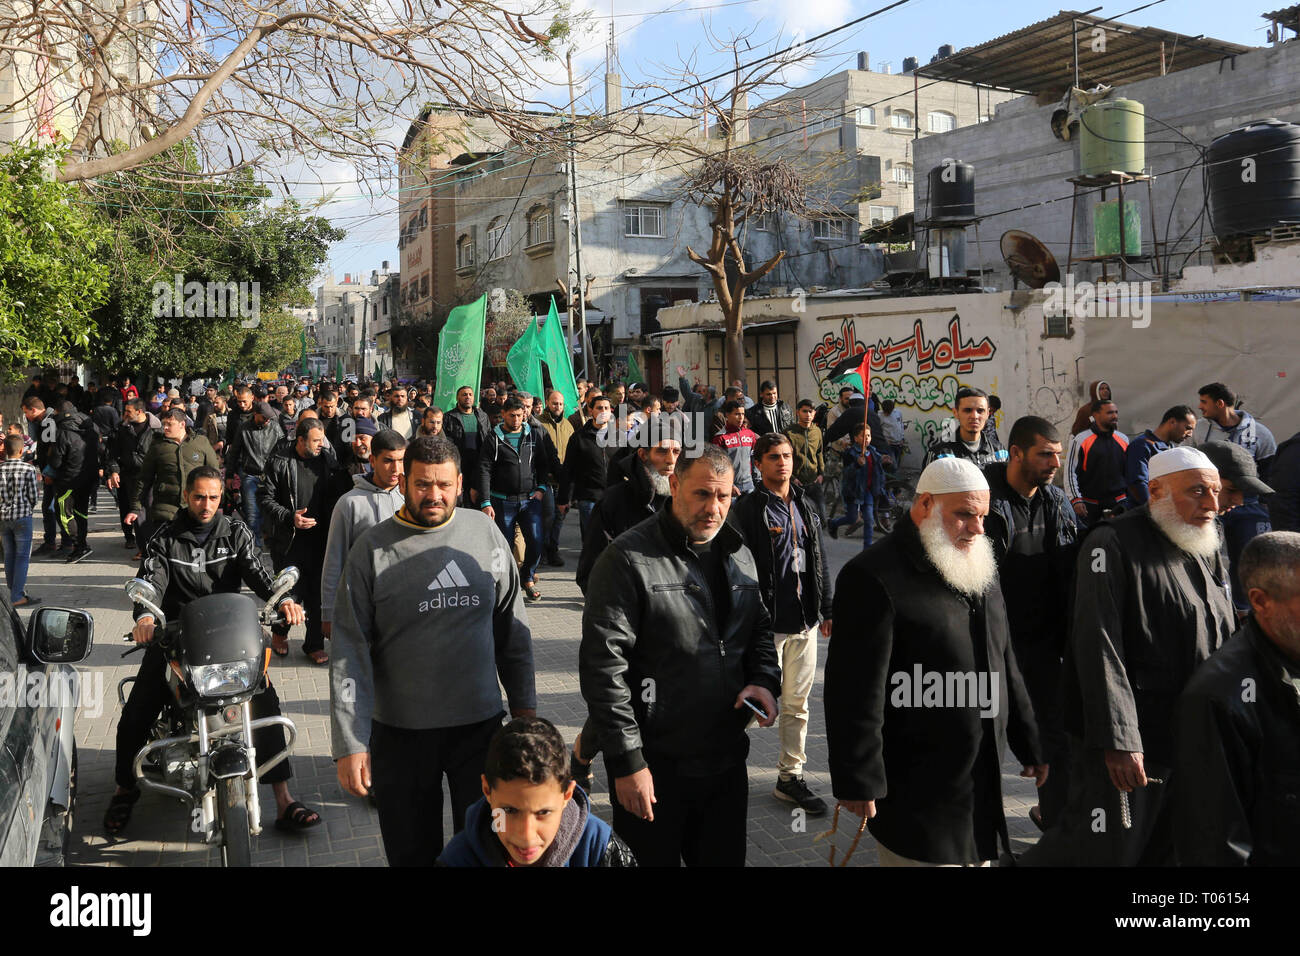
567;50;591;381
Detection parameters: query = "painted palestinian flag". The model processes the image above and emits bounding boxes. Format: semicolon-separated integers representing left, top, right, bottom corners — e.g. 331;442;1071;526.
827;347;872;395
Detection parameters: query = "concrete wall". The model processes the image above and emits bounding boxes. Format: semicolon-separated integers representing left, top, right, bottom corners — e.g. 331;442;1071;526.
913;41;1300;289
658;290;1087;470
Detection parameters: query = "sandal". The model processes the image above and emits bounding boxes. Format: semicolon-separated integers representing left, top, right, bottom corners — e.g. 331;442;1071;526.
103;789;141;835
524;582;541;602
275;801;322;832
13;595;41;608
305;648;329;666
1029;805;1046;832
271;634;289;657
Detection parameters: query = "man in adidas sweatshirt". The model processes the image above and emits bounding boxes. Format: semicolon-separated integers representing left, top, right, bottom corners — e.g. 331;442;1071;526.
319;428;407;645
331;435;537;866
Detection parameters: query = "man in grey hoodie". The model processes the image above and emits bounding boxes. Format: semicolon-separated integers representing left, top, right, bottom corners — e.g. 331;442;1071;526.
320;428;407;647
331;435;536;865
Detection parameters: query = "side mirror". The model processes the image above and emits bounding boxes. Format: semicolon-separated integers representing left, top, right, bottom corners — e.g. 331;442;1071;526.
28;607;94;665
264;567;300;614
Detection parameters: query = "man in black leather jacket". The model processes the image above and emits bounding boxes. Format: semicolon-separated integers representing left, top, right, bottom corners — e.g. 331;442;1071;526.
104;466;320;835
258;418;339;664
1174;531;1300;865
579;443;781;866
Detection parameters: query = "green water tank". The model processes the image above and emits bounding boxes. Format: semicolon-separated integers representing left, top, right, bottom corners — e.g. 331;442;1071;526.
1093;199;1142;257
1079;99;1145;177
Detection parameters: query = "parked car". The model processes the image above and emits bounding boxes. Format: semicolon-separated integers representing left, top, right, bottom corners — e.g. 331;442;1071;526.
0;598;93;866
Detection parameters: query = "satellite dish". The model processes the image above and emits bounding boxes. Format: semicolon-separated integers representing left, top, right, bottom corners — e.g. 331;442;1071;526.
1000;230;1060;289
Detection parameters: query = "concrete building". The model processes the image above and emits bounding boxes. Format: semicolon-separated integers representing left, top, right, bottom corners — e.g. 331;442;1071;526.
749;52;1019;235
0;1;159;149
315;273;378;377
909;12;1273;291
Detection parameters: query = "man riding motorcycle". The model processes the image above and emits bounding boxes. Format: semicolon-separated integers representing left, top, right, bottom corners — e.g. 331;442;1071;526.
104;465;323;836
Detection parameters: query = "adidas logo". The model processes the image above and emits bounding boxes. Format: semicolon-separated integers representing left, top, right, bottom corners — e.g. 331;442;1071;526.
419;559;481;611
428;560;470;589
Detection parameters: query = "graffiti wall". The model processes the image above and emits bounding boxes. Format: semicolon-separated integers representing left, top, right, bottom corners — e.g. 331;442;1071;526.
805;308;1008;465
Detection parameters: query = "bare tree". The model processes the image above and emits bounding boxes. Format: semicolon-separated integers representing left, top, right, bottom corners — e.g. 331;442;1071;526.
0;0;575;185
624;27;848;393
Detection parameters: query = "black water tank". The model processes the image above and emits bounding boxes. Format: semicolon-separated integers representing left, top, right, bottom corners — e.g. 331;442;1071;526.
938;44;954;59
928;160;975;221
1206;118;1300;239
903;56;918;73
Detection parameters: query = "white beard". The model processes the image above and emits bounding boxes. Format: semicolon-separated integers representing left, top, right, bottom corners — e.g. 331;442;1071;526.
918;509;998;598
646;466;672;497
1149;496;1221;558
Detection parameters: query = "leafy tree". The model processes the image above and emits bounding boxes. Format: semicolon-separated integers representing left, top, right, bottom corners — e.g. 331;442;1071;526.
0;144;111;374
85;147;344;376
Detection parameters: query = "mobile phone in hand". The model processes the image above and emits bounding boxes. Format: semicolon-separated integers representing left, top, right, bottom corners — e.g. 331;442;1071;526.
742;697;770;721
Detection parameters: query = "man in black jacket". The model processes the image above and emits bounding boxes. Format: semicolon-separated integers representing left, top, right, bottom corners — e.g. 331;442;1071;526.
1173;532;1300;865
574;416;681;594
982;416;1078;831
104;466;320;836
479;398;559;604
560;395;617;540
1022;446;1236;867
579;444;781;866
47;403;100;563
825;456;1045;865
729;432;832;816
745;380;794;436
443;385;492;506
258;418;337;664
227;401;279;549
105;399;157;549
21;396;65;556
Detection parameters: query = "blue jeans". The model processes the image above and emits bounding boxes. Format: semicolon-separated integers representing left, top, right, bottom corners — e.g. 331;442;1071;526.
830;496;875;549
1;515;34;602
494;497;543;584
575;498;597;541
541;485;565;555
240;473;263;547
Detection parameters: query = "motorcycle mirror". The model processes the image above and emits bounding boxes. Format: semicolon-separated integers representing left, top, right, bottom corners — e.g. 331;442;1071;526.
273;567;300;592
125;578;162;607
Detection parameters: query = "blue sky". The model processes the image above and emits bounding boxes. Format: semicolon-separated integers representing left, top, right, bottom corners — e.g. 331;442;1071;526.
319;0;1271;283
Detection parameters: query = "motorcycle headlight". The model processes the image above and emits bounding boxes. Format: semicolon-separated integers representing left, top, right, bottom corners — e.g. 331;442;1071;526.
188;660;260;697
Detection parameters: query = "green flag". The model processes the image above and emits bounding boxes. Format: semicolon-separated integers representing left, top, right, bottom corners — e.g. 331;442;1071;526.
506;317;544;398
538;298;579;413
627;351;643;385
300;330;308;377
336;356;344;383
219;368;235;389
434;294;488;413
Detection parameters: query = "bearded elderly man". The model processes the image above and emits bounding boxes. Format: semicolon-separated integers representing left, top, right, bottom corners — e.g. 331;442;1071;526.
1021;446;1237;866
825;457;1045;866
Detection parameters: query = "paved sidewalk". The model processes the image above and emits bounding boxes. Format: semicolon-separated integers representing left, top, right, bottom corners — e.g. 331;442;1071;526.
34;494;1041;866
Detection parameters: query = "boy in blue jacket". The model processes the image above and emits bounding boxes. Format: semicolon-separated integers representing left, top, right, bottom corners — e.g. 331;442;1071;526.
436;717;635;867
829;421;885;548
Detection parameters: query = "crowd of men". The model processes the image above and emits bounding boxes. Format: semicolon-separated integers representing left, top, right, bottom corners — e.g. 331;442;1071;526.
7;364;1300;868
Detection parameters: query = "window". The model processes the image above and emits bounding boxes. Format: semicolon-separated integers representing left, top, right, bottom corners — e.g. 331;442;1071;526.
487;219;510;260
856;107;876;126
624;205;665;237
868;204;898;225
890;109;914;130
753;212;775;232
1045;312;1072;338
421;275;430;297
527;207;553;247
928;111;956;133
892;163;913;184
456;234;475;270
813;218;847;240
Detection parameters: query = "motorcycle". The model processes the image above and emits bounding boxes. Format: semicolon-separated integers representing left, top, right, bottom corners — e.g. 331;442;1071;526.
118;568;301;866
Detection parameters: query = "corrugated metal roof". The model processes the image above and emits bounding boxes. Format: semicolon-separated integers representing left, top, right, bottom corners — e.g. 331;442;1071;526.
913;9;1253;97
